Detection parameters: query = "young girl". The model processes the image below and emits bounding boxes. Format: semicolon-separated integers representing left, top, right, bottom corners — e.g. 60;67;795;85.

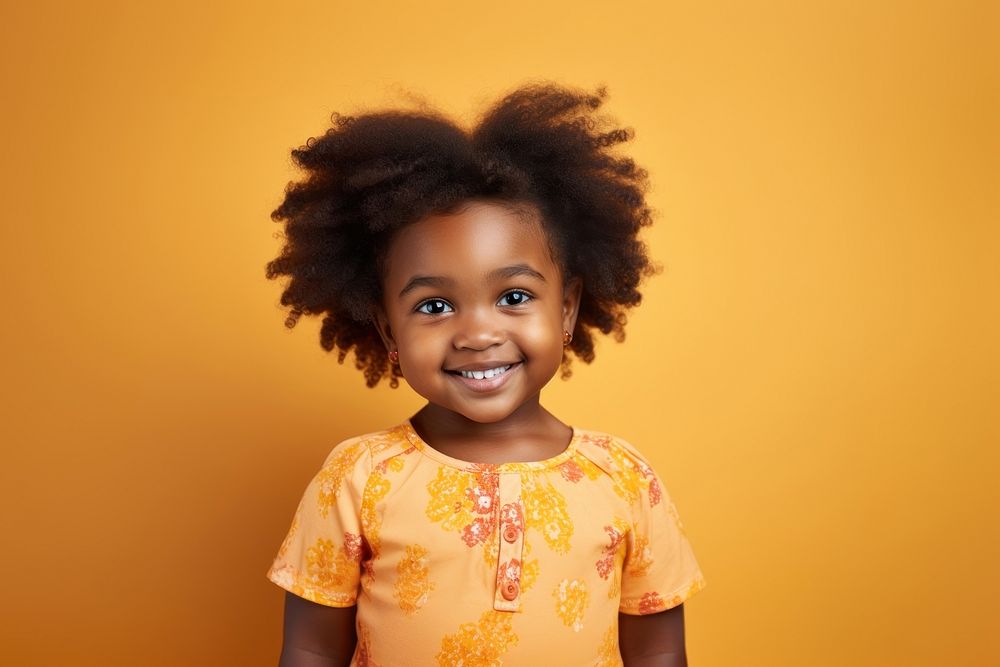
264;83;706;666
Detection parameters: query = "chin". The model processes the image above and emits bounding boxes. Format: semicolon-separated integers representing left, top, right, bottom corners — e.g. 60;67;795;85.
449;400;523;425
456;408;516;424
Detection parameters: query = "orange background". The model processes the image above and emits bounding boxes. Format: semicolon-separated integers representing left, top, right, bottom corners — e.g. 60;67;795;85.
2;1;997;665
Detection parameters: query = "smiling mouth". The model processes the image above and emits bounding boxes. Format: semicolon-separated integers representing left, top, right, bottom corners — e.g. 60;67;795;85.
449;364;514;380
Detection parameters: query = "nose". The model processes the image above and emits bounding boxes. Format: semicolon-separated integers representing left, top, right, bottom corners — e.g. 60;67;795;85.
451;307;506;351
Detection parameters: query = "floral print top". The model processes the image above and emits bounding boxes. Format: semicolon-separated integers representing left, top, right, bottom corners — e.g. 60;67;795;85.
267;422;706;666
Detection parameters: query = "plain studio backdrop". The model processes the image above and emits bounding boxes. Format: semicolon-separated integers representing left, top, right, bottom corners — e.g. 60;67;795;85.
1;1;997;665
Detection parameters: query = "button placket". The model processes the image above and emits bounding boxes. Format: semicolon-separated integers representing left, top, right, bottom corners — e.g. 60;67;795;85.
493;472;525;612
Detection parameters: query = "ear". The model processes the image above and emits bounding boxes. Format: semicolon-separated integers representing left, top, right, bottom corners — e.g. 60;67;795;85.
373;306;397;353
561;276;583;335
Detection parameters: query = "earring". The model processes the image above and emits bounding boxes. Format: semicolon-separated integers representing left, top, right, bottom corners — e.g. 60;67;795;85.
388;350;399;364
562;330;573;346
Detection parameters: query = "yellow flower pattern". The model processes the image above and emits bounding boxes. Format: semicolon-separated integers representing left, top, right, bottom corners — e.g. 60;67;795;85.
315;441;366;518
425;464;500;549
436;610;518;666
266;423;705;665
305;535;358;589
519;541;540;593
553;579;590;632
626;532;653;577
598;439;660;506
596;624;621;667
268;533;362;607
393;544;434;615
521;473;573;553
364;454;408;554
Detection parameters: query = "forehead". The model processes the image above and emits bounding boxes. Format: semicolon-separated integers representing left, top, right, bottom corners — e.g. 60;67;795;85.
381;201;561;288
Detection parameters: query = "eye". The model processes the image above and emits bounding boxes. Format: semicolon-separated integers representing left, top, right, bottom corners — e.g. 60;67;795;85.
498;290;532;307
415;299;453;315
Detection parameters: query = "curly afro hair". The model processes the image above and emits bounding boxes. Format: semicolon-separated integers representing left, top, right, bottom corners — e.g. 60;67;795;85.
266;82;657;388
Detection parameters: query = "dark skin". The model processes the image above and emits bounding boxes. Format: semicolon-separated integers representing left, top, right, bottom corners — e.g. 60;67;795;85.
277;202;689;665
278;594;356;667
619;605;688;666
279;593;686;666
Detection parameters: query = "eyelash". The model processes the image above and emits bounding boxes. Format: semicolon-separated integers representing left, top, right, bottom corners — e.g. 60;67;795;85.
415;299;453;315
497;290;533;307
413;290;534;315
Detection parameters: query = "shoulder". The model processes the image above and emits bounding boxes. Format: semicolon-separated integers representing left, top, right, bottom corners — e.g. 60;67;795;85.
574;428;658;474
309;423;415;495
573;429;665;506
319;423;413;469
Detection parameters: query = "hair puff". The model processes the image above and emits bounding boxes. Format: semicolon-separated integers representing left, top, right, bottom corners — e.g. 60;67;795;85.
266;82;657;387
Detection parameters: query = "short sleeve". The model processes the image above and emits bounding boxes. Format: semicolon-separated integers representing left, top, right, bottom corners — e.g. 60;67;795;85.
618;452;706;615
265;437;370;607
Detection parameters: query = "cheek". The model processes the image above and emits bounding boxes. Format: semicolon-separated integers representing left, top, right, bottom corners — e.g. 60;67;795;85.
395;351;440;394
398;324;443;349
394;325;445;371
519;314;566;353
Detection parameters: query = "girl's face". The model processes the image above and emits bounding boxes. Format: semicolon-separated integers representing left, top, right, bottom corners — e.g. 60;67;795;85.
375;200;581;425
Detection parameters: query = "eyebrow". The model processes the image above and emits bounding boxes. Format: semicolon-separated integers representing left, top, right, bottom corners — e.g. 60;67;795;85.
398;275;455;298
486;263;547;284
397;264;547;299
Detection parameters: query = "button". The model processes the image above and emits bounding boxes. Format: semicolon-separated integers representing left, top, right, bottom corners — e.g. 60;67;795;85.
501;581;519;601
502;526;518;543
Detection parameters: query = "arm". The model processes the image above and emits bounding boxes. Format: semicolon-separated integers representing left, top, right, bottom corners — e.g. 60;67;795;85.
618;603;687;667
278;592;358;667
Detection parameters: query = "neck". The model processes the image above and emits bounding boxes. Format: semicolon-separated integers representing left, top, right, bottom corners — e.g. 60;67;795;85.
410;395;568;452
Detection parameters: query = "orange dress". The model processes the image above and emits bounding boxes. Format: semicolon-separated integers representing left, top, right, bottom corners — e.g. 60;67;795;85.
266;422;706;666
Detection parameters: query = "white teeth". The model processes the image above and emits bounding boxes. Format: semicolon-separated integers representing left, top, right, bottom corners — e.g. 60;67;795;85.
458;364;512;380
